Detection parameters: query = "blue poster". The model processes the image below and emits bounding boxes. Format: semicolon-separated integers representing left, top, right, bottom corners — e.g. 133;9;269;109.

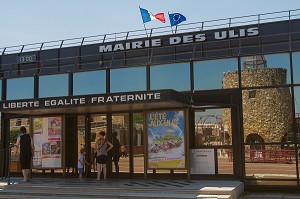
147;110;185;169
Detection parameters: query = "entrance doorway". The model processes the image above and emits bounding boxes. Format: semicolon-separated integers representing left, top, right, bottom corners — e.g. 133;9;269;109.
193;107;235;176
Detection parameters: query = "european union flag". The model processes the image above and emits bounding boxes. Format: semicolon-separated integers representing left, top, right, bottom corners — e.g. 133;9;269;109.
169;13;186;26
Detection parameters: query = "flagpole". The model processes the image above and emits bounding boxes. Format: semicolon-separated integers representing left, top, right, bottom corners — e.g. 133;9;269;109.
139;6;148;37
175;25;178;34
168;12;174;34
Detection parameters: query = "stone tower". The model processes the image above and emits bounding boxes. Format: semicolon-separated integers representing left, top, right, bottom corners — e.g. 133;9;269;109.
222;55;293;143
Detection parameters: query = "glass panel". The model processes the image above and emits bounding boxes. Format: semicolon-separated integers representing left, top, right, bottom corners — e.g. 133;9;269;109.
217;148;233;174
77;115;86;171
294;86;300;178
293;52;300;84
242;87;293;144
195;108;232;146
91;114;107;174
10;118;30;173
110;67;146;93
7;77;34;100
0;80;2;100
150;63;190;91
133;113;144;173
245;144;297;179
39;74;68;98
194;58;238;90
241;53;291;87
112;113;129;174
73;70;106;95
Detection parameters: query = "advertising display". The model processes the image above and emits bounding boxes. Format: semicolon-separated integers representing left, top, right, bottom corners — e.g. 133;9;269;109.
32;116;62;168
190;149;215;174
147;110;185;169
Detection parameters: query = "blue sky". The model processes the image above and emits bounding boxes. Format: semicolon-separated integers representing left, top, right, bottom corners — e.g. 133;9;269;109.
1;0;300;48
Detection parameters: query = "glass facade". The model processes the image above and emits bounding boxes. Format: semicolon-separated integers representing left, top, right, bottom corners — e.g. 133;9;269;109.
194;58;238;90
39;74;69;98
73;70;106;95
150;63;190;91
110;67;146;93
2;16;300;189
7;77;34;100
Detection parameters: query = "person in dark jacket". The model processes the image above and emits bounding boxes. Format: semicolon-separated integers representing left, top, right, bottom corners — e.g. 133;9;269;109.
112;132;121;173
15;126;35;182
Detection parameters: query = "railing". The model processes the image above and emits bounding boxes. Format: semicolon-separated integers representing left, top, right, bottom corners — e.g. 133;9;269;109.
228;149;297;164
0;144;14;185
1;9;300;55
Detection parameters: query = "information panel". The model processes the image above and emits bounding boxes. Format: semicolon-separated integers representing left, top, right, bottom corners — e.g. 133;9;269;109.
190;149;215;174
32;116;62;168
147;110;185;169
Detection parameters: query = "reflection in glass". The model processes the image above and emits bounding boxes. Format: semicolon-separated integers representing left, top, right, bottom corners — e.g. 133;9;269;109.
150;63;190;91
245;144;296;179
292;52;300;84
74;70;106;95
90;114;107;173
9;118;30;173
39;74;68;98
112;114;129;173
242;87;293;144
194;58;238;90
241;53;291;87
133;113;144;173
195;108;232;146
7;77;34;100
218;148;233;174
77;115;86;170
111;67;146;93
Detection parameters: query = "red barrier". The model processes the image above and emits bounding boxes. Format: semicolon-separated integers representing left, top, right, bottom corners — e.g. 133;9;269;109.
227;149;296;163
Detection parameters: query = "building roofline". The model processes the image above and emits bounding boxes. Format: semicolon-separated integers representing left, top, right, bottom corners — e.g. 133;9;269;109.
1;8;300;55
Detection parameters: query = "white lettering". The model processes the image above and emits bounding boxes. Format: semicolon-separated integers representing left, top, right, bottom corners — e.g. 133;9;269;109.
183;35;194;43
132;41;143;49
152;39;162;47
99;45;112;53
113;43;125;51
247;27;259;36
169;37;181;45
215;31;227;40
195;33;206;42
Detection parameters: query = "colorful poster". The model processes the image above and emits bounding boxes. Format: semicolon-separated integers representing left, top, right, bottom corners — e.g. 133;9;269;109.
147;110;185;169
32;116;62;168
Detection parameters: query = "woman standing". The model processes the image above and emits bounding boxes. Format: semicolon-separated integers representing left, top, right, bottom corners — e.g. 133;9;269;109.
95;131;113;181
15;126;35;182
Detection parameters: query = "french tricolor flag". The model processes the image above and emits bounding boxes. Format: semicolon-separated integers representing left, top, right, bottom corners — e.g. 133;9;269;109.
140;7;165;23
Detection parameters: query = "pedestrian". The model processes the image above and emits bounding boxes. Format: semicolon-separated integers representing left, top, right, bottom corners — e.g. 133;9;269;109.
112;132;121;173
78;148;90;182
95;131;113;181
121;145;128;158
14;126;35;182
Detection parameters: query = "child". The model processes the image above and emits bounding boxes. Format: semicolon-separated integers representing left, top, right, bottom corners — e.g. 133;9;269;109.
120;145;128;158
78;148;90;182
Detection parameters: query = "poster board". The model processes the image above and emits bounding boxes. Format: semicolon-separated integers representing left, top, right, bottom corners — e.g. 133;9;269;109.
32;116;62;169
190;149;215;174
147;110;185;169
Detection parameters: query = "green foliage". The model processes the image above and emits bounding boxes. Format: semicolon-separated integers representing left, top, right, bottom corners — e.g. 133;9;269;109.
10;129;20;144
133;114;143;124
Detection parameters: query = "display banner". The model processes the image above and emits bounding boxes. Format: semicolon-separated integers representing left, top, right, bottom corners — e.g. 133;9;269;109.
147;110;185;169
32;116;62;168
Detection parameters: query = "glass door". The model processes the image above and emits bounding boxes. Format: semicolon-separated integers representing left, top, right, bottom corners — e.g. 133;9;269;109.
111;113;129;176
193;107;234;175
132;113;144;174
90;114;107;174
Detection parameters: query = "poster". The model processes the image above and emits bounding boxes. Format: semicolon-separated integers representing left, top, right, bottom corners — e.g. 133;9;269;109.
32;116;62;168
190;149;215;174
147;110;185;169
